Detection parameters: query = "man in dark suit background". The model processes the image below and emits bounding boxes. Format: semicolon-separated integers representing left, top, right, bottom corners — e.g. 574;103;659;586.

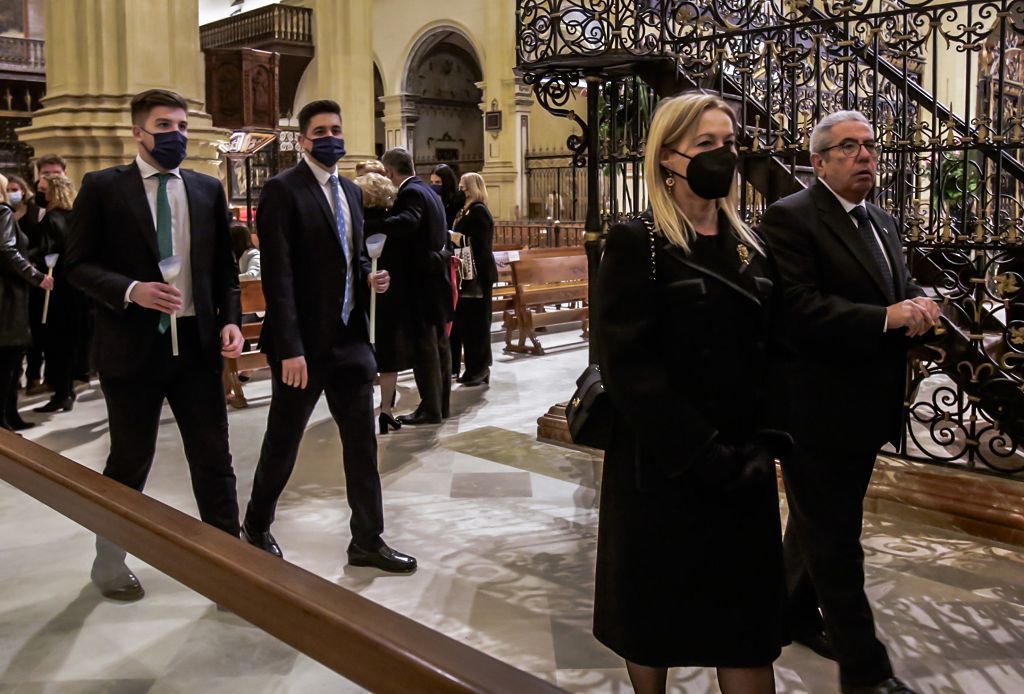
761;111;941;694
241;100;415;574
66;89;245;601
379;147;452;425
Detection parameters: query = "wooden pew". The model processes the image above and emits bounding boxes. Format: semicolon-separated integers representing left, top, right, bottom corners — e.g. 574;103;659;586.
503;252;589;355
223;279;269;409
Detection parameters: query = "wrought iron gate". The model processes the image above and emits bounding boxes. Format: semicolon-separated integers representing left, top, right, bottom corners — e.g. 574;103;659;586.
517;0;1024;477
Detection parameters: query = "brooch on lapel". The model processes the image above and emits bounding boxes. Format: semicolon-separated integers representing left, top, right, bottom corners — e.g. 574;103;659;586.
737;243;751;266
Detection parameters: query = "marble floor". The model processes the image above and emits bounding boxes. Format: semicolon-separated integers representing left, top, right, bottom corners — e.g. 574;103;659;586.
1;328;1023;693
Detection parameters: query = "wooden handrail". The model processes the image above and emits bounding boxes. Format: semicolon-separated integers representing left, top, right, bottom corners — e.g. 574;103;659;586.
0;432;564;694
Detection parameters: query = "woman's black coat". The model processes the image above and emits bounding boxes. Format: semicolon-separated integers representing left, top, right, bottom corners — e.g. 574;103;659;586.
0;205;44;346
591;213;788;668
453;201;497;289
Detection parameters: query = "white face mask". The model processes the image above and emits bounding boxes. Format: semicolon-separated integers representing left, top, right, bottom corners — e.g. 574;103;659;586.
7;191;22;205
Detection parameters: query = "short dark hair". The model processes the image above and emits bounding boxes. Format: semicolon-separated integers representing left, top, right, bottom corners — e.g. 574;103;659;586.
381;147;415;177
130;89;188;126
36;154;67;172
298;99;342;136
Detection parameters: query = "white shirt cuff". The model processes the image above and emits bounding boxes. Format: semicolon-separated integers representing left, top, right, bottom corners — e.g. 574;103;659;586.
125;280;139;306
883;313;888;332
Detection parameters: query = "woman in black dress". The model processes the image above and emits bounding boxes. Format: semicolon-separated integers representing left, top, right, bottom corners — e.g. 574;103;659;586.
450;173;497;386
355;170;406;434
0;174;52;430
593;93;790;693
7;175;47;394
34;175;81;414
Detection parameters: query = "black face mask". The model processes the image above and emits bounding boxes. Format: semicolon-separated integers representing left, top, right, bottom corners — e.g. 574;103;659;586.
142;128;188;170
309;135;346;168
669;145;737;200
35;190;47;208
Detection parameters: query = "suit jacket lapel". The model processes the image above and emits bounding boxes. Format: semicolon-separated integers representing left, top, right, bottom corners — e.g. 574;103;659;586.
298;160;340;249
342;177;363;253
181;170;203;283
660;237;761;306
123;163;160;262
812;182;893;302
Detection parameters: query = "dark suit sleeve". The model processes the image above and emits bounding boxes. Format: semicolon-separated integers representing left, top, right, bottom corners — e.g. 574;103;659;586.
597;222;718;477
256;176;304;359
760;201;887;355
211;180;241;327
66;172;134;313
0;207;43;286
381;187;425;238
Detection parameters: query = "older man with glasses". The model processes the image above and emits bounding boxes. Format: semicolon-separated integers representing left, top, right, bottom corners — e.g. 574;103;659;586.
760;110;941;694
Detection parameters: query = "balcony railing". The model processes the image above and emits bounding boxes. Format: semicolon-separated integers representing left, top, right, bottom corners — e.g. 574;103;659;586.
200;4;313;50
0;36;44;74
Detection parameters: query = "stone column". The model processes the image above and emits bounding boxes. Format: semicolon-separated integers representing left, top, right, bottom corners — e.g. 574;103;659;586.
379;93;419;155
479;0;532;220
18;0;224;183
293;0;376;175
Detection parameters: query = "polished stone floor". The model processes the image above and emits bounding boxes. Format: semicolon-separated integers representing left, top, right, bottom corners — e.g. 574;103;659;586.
1;328;1023;693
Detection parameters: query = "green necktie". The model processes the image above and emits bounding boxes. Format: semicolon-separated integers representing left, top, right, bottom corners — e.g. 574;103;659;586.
156;173;173;333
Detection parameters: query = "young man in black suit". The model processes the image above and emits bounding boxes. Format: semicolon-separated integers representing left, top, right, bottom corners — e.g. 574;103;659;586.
761;111;941;694
379;147;452;425
66;89;245;601
241;100;415;574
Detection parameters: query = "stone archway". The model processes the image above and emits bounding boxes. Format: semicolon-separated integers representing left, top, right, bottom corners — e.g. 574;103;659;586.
403;27;484;177
373;62;385;157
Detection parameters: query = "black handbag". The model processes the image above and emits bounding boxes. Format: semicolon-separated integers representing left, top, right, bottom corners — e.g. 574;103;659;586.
565;217;657;450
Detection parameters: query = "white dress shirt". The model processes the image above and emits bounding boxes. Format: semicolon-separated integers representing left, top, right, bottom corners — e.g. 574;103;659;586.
304;155;355;301
820;179;894;330
126;155;195;316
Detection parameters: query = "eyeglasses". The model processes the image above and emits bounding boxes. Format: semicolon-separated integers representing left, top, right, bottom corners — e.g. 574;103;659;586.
820;140;879;158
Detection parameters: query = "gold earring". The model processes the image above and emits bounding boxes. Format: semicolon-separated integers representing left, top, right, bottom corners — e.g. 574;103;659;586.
665;172;675;188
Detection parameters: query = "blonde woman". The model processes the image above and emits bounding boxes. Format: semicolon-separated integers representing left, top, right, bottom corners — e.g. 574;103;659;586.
34;174;81;414
592;93;791;694
355;171;406;433
0;173;52;430
450;172;497;386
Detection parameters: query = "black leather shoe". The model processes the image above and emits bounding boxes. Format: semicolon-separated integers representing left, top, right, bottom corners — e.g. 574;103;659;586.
241;523;283;558
459;369;490;387
378;412;402;434
6;418;35;431
347;542;417;573
34;396;74;413
793;626;835;660
841;677;917;694
396;411;442;426
91;567;145;602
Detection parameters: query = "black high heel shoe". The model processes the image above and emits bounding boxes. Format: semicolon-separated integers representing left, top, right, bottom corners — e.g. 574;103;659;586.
34;397;74;413
378;412;402;434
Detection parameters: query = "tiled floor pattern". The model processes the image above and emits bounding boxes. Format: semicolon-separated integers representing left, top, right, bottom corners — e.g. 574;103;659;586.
1;329;1023;693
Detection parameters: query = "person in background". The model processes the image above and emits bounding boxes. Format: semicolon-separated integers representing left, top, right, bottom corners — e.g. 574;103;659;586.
356;159;386;177
381;147;452;426
430;163;463;230
230;222;261;281
34;175;82;414
355;170;407;434
0;174;53;431
36;154;68;183
449;173;497;387
6;175;47;395
593;93;790;694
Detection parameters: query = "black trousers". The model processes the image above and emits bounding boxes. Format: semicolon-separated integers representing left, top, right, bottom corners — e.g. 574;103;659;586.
781;438;893;687
245;354;384;549
450;292;492;379
411;323;451;419
98;318;240;537
0;346;24;428
43;314;80;401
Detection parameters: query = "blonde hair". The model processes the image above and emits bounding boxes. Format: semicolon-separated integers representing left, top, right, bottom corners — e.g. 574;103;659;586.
460;172;488;206
644;93;761;254
356;159;386;176
44;174;77;211
354;172;397;209
0;174;8;206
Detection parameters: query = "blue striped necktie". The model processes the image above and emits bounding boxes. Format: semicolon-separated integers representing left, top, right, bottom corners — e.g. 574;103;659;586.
328;174;354;325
